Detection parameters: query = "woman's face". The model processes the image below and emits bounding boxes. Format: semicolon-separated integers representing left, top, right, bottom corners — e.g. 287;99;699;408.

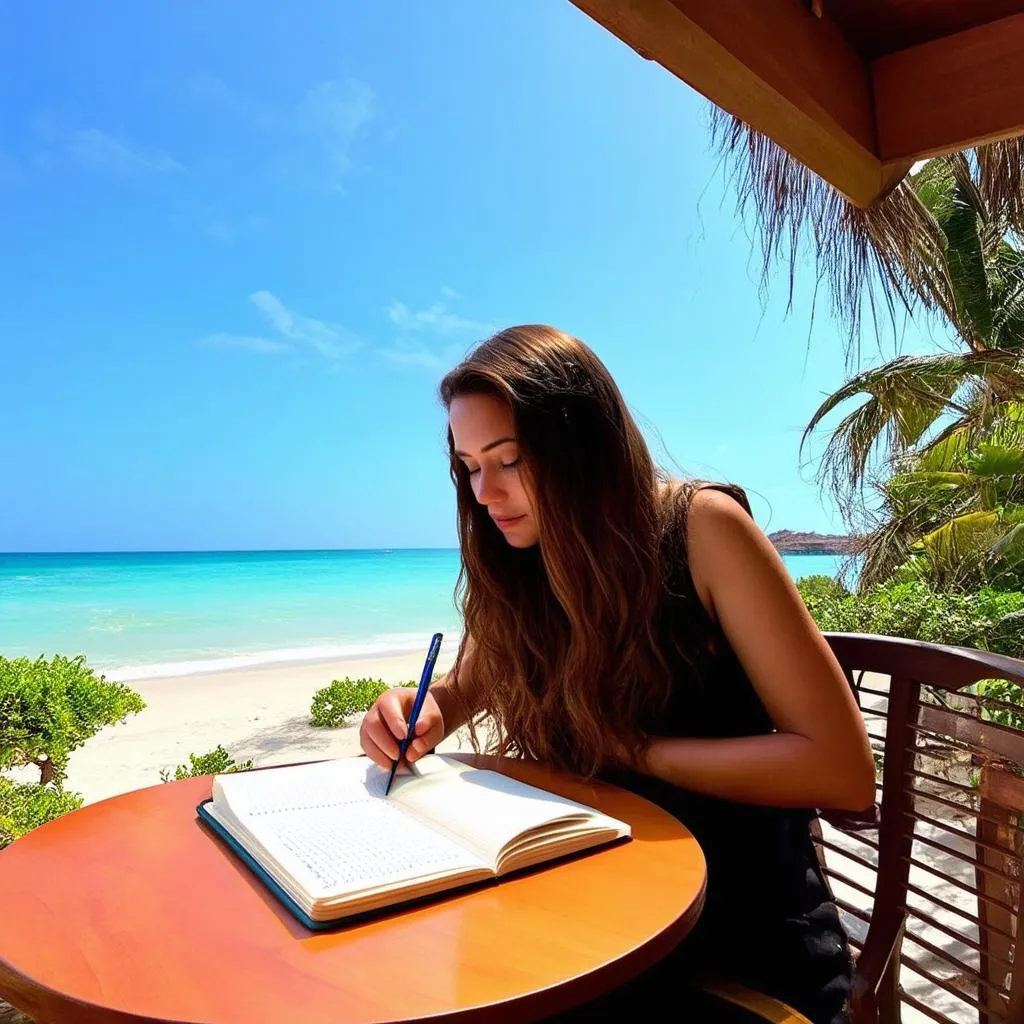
449;393;539;548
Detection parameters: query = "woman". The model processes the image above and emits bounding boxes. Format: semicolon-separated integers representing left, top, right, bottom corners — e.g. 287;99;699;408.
360;325;875;1023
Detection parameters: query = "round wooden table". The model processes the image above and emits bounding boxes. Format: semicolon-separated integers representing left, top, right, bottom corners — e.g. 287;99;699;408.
0;755;706;1024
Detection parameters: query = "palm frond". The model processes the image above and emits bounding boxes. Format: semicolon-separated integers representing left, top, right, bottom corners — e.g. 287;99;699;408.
709;110;954;365
973;137;1024;239
857;515;918;590
916;510;1003;588
919;155;992;348
803;351;1024;498
710;115;1024;357
989;243;1024;348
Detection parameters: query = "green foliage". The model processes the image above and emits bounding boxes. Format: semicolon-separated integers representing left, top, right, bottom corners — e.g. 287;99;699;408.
975;679;1024;733
307;671;444;729
0;776;83;849
0;654;146;786
799;577;1024;745
796;577;1024;659
159;744;253;782
310;677;391;727
308;674;439;728
795;575;852;625
857;402;1024;592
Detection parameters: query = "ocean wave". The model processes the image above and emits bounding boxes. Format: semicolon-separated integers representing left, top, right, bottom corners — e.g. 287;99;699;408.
102;632;461;682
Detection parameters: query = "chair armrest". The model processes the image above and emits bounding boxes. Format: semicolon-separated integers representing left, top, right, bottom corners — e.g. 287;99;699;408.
698;980;814;1023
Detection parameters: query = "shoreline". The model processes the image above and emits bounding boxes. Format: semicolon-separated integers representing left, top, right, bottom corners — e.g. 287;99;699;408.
4;649;470;807
99;634;463;683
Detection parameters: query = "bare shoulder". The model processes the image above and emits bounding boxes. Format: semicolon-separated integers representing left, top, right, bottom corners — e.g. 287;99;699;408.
687;486;753;529
685;485;771;557
688;487;790;622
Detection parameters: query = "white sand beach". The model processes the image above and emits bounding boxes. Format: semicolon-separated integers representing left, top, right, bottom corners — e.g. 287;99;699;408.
5;651;471;806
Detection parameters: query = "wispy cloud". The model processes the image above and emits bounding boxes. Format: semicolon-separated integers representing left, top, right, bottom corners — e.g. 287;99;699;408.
200;333;290;355
201;292;363;364
26;115;183;177
250;290;363;360
387;298;494;337
67;128;184;176
378;340;466;371
295;78;373;194
190;73;374;195
379;291;492;371
199;213;236;245
172;201;267;246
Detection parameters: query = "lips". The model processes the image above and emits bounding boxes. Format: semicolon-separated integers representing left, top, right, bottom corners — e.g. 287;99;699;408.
492;514;526;530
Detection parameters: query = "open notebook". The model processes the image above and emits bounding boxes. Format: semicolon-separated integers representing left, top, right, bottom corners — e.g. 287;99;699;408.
197;754;631;929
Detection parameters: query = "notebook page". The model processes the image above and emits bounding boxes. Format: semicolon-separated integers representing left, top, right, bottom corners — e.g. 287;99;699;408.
392;767;606;865
213;757;387;815
213;759;485;898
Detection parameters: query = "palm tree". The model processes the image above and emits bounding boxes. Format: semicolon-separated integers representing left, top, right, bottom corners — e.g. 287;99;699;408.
861;404;1024;589
711;116;1024;583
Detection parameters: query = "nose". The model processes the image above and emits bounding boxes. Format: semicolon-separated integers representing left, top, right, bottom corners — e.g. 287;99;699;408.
473;465;505;506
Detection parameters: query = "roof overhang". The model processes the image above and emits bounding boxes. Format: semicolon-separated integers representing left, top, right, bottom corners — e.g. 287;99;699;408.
569;0;1024;207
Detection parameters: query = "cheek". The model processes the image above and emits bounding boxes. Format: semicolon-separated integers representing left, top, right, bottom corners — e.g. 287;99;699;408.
516;473;536;512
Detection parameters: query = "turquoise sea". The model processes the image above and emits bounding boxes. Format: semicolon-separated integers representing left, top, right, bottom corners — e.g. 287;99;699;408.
0;550;848;680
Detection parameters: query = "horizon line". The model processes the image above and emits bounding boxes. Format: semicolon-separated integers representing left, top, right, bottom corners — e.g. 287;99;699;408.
0;546;463;556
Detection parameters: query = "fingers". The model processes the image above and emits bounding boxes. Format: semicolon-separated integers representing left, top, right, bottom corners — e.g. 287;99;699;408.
379;693;410;742
360;729;395;771
359;693;407;765
406;695;444;761
358;688;446;768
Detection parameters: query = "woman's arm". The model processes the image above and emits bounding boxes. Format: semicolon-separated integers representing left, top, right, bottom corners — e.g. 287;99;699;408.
642;489;876;811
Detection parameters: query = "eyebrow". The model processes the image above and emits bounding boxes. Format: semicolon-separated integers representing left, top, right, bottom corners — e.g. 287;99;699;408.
452;436;517;458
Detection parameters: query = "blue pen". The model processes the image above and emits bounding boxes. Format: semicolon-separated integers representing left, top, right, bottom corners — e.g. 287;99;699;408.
384;631;443;796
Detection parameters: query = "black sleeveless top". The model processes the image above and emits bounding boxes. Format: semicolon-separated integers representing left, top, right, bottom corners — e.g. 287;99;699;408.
600;493;854;1024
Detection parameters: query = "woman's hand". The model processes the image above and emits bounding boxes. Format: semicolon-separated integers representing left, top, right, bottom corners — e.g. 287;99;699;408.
359;687;446;770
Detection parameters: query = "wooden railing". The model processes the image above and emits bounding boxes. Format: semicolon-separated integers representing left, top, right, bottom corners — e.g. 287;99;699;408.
820;633;1024;1024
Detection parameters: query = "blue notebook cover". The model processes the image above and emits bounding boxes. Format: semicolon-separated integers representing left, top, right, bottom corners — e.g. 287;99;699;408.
196;799;331;930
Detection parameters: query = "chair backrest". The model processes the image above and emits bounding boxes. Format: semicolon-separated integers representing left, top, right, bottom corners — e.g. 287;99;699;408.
819;633;1024;1024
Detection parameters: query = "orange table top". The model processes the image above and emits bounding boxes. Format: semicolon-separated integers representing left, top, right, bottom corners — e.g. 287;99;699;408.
0;754;706;1024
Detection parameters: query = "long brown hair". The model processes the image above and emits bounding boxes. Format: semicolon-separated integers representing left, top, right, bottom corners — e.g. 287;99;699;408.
439;325;742;777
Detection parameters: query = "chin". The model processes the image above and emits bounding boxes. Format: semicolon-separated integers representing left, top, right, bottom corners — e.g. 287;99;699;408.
502;521;540;548
504;534;539;549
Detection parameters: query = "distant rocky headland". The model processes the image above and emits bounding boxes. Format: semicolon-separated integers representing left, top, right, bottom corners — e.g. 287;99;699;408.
768;530;860;555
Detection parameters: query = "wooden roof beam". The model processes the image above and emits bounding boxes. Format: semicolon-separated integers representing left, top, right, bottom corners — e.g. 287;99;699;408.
569;0;908;207
873;14;1024;163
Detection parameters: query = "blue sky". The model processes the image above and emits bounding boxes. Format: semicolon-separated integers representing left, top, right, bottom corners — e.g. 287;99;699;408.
0;1;936;552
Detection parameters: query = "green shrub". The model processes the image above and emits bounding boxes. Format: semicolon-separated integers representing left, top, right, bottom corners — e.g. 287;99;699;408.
160;744;253;782
310;677;390;727
309;673;445;727
797;574;851;602
975;678;1024;733
798;577;1024;740
0;654;146;786
797;578;1024;659
0;776;83;849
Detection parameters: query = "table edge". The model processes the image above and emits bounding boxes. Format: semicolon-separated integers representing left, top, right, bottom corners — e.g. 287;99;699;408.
0;754;707;1024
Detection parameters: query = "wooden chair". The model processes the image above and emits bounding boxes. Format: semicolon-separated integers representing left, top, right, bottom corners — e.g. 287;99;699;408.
817;633;1024;1024
696;633;1024;1024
